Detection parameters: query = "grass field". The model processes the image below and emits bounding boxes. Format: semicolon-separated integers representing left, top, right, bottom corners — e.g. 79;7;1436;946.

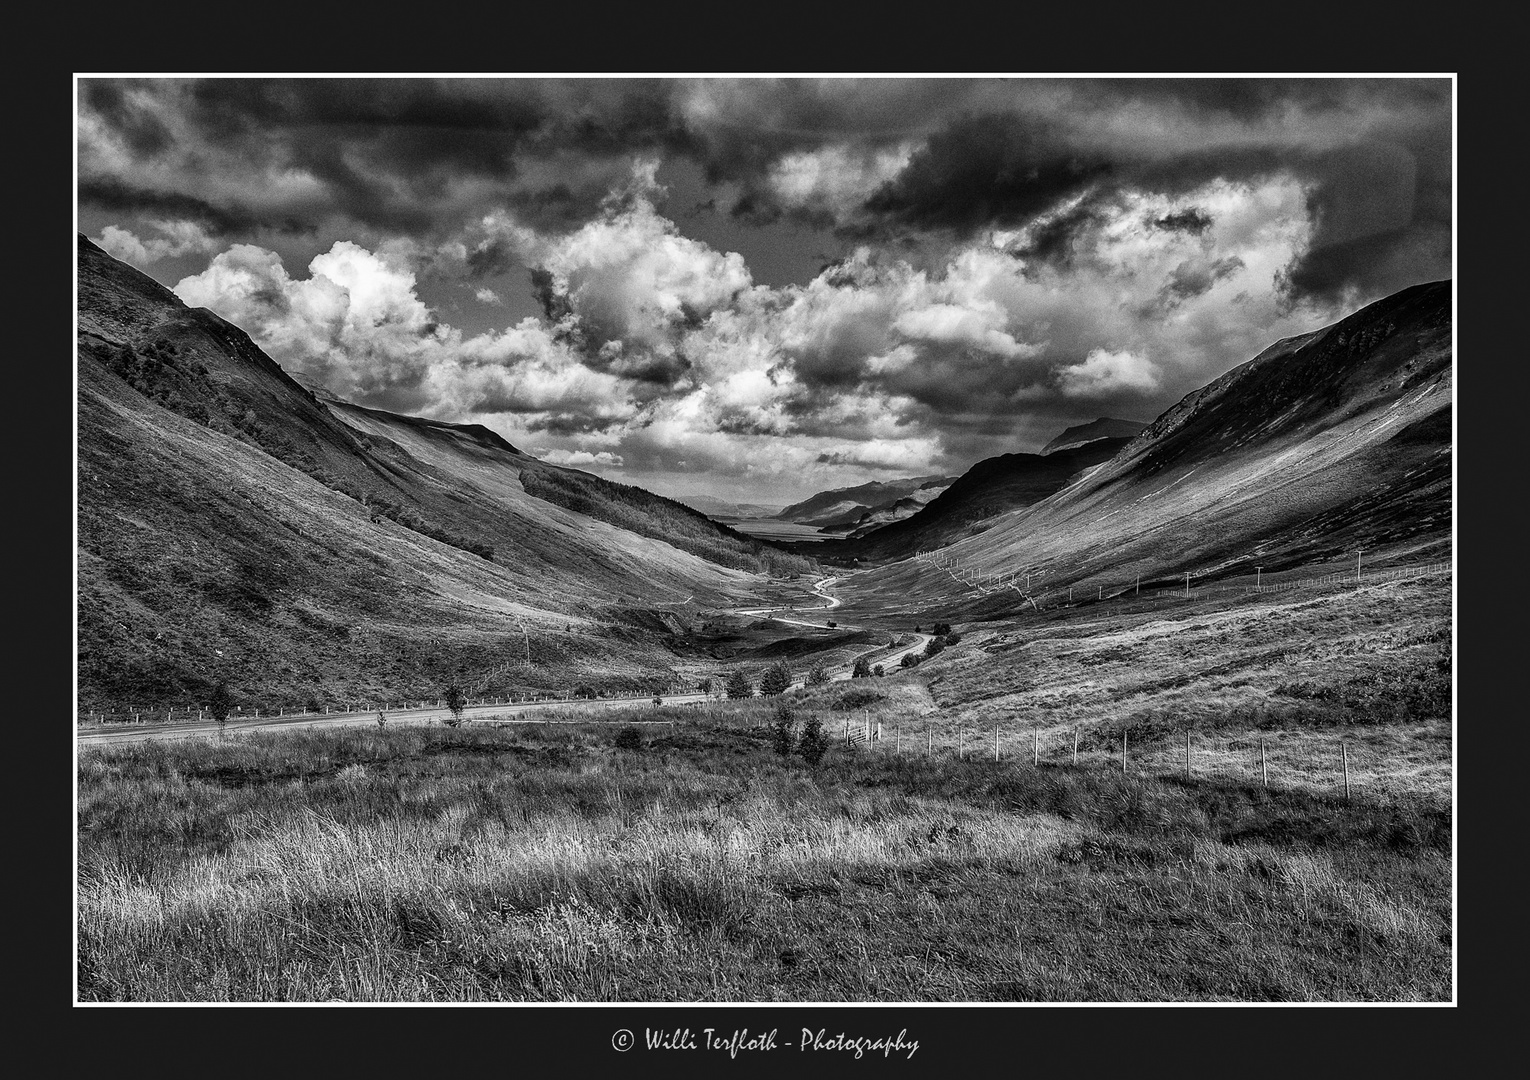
77;695;1450;1002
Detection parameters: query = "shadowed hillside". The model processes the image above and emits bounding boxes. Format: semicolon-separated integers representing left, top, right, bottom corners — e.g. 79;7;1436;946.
827;439;1132;561
76;236;812;710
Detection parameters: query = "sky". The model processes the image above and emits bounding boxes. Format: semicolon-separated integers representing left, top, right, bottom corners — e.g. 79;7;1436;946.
76;76;1453;506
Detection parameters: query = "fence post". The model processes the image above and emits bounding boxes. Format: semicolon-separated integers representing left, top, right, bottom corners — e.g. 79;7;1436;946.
1185;729;1191;779
1342;741;1350;801
1122;730;1127;774
994;722;1000;762
1261;737;1267;787
1073;727;1078;765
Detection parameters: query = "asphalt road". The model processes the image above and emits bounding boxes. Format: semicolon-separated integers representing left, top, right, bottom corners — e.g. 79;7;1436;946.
77;574;932;747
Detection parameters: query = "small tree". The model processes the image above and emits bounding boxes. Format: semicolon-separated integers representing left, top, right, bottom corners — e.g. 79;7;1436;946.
797;714;829;766
444;684;466;727
932;622;952;637
208;680;233;741
760;660;792;696
852;656;872;679
873;664;885;677
806;663;830;687
900;652;921;668
698;676;717;697
725;668;755;699
376;710;387;729
771;702;797;756
924;637;946;659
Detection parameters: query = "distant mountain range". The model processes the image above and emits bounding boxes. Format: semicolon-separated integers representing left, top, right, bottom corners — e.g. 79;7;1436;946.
671;494;785;520
1040;416;1148;454
770;476;955;529
75;235;812;709
838;439;1132;558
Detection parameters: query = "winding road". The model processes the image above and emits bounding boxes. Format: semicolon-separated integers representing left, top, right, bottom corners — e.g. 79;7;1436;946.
77;573;933;746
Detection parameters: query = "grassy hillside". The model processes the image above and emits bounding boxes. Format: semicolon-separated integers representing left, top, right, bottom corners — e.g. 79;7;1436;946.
76;236;813;711
855;281;1451;605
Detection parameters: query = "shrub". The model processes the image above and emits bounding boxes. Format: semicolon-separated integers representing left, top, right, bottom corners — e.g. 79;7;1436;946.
771;703;797;757
725;669;755;699
376;710;387;729
797;714;829;766
208;681;233;739
614;726;644;750
806;663;830;687
924;637;946;659
900;653;921;668
932;622;952;637
443;684;466;727
573;685;598;699
852;656;872;679
945;633;962;646
760;660;792;696
873;664;885;677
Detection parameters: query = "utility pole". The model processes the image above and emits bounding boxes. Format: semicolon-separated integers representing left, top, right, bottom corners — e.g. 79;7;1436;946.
1184;571;1191;598
1256;565;1263;589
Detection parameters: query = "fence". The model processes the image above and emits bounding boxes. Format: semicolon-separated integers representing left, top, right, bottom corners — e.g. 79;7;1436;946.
830;716;1392;800
913;549;1452;611
79;688;722;727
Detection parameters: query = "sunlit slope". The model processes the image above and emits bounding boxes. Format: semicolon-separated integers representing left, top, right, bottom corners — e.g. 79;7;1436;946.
76;236;774;708
866;280;1451;602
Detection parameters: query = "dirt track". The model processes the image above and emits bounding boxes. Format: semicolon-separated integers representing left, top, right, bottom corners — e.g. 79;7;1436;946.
78;574;932;747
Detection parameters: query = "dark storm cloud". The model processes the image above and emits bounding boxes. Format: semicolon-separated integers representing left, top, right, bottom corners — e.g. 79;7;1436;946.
860;113;1113;236
80;78;695;237
76;177;309;237
1157;256;1246;307
80;77;1450;306
1151;208;1214;234
1013;198;1111;270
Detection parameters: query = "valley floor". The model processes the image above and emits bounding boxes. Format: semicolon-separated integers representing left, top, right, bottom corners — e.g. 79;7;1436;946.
76;569;1452;1002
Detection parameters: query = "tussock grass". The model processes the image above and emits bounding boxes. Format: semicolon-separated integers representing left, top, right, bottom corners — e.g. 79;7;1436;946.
78;719;1450;1001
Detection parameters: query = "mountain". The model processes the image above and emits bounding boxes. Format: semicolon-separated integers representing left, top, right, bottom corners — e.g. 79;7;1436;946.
1040;416;1148;454
870;279;1452;601
671;494;785;520
76;235;812;710
836;440;1132;558
774;476;954;527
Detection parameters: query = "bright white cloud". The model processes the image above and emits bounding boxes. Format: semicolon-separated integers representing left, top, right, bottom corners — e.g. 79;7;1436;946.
1058;348;1162;397
96;219;220;266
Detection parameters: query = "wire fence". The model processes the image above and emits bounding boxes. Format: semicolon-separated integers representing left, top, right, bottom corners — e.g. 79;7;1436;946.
834;715;1390;799
914;549;1452;610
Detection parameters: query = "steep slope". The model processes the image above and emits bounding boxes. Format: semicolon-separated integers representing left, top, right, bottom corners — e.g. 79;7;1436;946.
862;280;1452;605
1040;416;1148;455
75;235;807;710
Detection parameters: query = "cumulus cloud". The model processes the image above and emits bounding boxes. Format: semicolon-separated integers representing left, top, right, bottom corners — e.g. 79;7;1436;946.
82;78;1449;502
535;448;625;467
1057;348;1162;397
96;219;220;265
